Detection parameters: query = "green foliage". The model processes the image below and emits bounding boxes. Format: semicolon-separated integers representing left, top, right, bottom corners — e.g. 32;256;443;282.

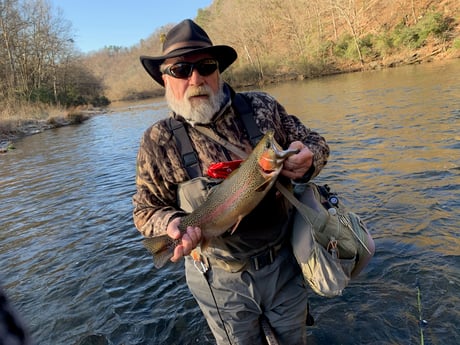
0;0;110;115
453;38;460;50
359;34;376;58
316;40;335;61
296;57;328;78
392;23;419;48
330;11;453;62
417;11;450;38
333;34;360;60
392;11;451;49
372;33;395;56
29;87;54;104
90;95;111;107
57;90;82;107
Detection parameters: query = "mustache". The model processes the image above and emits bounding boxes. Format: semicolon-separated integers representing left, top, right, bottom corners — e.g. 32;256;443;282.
186;86;211;98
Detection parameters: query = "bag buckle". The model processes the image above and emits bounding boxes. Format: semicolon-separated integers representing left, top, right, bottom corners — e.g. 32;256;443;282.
327;237;339;260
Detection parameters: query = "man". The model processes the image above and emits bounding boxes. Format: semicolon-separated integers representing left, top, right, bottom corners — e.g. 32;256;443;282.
133;19;330;345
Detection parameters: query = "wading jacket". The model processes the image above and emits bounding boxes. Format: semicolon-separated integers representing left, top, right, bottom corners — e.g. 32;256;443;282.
133;85;330;268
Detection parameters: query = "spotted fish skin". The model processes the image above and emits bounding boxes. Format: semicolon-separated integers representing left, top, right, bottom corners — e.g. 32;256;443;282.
143;130;299;268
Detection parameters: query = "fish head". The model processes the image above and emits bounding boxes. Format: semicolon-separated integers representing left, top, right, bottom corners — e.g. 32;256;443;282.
257;130;300;178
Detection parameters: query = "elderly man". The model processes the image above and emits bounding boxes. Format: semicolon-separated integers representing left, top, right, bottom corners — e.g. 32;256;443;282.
133;19;329;345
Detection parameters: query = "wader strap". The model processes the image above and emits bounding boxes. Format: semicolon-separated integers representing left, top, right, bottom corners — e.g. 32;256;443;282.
167;118;202;179
167;93;263;175
233;93;264;147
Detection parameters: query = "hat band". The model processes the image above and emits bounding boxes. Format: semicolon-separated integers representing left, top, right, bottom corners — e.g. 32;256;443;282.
163;40;212;55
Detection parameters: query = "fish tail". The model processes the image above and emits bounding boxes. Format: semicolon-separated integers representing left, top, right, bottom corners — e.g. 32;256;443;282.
143;235;174;269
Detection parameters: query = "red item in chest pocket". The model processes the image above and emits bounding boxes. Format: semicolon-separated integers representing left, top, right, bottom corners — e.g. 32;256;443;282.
207;160;243;179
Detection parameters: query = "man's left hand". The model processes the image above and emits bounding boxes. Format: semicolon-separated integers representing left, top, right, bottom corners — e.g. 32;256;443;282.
281;141;314;180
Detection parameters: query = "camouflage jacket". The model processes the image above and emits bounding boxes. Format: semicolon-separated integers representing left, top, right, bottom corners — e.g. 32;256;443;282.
133;86;330;261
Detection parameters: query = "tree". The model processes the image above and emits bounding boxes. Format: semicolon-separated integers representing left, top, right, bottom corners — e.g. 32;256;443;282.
329;0;380;66
0;0;105;108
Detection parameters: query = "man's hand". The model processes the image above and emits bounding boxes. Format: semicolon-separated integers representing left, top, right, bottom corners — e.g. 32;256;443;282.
167;217;202;262
281;141;314;180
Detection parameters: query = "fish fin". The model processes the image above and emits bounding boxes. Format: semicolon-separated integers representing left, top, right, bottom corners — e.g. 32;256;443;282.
152;248;174;269
143;236;174;269
254;179;272;192
230;216;243;235
143;235;170;254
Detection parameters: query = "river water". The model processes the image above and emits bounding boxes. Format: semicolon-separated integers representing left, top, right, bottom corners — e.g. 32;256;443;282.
1;60;459;345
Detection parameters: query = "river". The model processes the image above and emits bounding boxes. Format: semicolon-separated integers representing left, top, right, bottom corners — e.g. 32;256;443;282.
1;59;459;345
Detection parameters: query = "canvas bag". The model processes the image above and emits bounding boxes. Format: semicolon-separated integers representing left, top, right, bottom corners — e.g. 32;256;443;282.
277;182;375;297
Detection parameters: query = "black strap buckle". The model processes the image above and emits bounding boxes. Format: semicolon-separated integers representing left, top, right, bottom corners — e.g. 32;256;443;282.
251;247;276;271
183;151;198;167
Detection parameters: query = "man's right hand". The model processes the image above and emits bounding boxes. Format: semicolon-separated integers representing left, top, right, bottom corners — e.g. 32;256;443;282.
167;217;202;262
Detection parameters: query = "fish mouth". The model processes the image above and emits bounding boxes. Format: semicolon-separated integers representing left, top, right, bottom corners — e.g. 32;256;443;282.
275;146;300;159
259;145;299;174
260;165;278;174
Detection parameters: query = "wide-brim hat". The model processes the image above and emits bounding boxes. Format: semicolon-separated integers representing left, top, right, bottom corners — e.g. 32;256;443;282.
140;19;237;87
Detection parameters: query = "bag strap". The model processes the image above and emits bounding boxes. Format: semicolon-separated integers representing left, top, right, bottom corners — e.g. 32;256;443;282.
233;93;264;147
167;94;304;211
168;93;262;178
195;93;264;158
194;125;248;159
166;117;202;179
275;182;313;225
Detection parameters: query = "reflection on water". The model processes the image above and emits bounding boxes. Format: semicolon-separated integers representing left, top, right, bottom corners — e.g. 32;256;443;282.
1;60;459;345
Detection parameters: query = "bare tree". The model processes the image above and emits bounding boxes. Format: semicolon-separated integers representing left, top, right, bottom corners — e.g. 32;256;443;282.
0;0;25;97
0;0;104;107
329;0;379;66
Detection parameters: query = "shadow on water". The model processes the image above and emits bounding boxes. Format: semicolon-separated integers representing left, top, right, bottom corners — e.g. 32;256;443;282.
1;60;459;344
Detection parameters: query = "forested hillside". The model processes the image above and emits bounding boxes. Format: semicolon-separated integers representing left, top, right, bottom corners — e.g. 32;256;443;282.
1;0;459;110
84;0;460;101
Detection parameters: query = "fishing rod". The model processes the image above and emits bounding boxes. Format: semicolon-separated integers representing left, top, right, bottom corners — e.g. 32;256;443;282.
416;278;427;345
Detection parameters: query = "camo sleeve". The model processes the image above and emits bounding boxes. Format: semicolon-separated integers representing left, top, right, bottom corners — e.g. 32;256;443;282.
243;91;330;180
132;122;187;238
277;102;330;180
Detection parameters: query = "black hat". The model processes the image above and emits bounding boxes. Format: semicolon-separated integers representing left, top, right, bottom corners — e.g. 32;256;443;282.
140;19;237;87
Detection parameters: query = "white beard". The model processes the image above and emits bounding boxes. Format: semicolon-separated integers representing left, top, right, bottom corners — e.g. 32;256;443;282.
165;78;225;126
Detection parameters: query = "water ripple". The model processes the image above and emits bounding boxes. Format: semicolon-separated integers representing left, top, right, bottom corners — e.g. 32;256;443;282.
1;60;459;344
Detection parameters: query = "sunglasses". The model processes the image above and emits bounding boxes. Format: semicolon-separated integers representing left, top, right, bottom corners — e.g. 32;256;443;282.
162;58;219;79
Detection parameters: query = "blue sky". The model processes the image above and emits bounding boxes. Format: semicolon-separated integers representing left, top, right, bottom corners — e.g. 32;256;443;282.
53;0;213;53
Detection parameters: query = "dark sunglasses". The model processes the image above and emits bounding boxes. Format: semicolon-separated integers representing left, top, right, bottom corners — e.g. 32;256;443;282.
162;58;219;79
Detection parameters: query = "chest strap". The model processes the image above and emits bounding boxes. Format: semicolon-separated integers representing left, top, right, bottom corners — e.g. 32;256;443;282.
167;93;263;179
235;93;264;147
168;117;202;179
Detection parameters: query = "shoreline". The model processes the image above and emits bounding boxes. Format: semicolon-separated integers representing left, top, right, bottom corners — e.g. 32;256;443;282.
0;109;108;153
1;53;459;153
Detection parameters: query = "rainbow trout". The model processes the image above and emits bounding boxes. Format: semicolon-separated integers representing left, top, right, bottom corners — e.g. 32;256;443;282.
143;130;299;268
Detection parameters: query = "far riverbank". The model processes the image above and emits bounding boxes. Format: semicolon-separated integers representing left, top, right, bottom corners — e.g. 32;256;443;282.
0;109;108;153
1;50;459;153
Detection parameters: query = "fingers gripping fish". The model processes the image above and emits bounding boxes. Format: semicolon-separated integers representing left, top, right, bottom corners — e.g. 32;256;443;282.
143;130;299;268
